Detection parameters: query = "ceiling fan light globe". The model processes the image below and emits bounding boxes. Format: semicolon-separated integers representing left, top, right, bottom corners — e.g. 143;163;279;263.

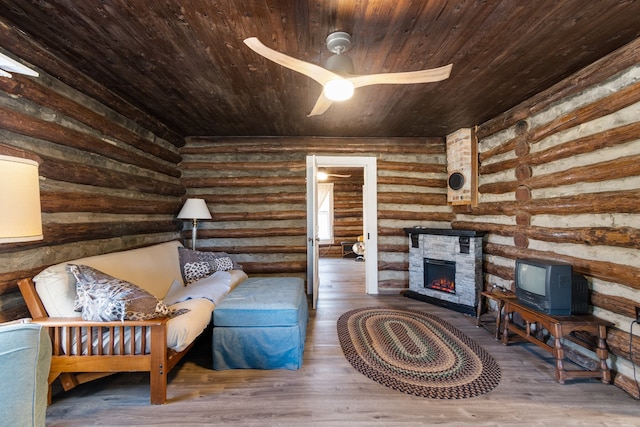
324;79;354;101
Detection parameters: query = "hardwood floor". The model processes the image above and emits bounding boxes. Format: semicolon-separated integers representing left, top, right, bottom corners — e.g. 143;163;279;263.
45;258;640;426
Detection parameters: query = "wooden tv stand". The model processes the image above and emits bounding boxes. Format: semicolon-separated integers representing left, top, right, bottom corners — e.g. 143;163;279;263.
497;296;613;384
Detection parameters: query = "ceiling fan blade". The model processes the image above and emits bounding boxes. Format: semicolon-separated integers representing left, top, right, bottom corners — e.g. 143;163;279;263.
307;92;334;117
348;63;452;88
244;37;340;86
327;174;352;178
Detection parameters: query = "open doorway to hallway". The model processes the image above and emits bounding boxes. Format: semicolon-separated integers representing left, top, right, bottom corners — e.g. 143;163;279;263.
306;155;377;308
318;166;366;298
316;165;367;293
317;166;364;258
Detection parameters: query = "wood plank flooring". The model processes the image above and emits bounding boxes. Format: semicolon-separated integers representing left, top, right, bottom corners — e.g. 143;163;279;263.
45;258;640;426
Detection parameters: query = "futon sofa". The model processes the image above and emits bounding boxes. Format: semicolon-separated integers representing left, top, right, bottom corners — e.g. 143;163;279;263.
18;240;247;404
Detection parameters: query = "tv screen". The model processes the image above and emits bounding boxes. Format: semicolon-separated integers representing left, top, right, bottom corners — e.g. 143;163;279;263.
516;263;547;296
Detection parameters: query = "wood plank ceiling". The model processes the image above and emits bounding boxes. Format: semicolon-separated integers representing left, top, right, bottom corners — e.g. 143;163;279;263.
1;1;640;138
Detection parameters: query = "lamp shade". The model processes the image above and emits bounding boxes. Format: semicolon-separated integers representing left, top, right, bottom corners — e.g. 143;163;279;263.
177;198;212;220
0;154;43;243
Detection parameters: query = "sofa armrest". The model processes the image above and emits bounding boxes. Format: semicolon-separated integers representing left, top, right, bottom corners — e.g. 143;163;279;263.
30;316;168;357
32;317;167;327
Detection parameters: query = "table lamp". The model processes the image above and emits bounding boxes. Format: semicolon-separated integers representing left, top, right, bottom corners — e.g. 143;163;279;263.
177;198;211;250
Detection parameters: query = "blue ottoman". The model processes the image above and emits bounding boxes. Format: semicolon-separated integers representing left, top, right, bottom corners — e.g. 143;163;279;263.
212;277;308;370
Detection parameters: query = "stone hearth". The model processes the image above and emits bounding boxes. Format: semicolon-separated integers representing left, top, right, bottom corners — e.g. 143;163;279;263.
403;228;485;315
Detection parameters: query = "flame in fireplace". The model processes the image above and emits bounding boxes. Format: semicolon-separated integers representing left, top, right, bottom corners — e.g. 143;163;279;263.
429;278;456;294
424;258;456;295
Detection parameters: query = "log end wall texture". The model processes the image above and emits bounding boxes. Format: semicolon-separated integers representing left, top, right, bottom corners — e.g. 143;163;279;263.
0;27;186;322
179;136;450;291
1;25;640;398
457;39;640;398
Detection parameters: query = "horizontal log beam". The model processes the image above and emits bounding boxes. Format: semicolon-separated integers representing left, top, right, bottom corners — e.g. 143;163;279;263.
210;211;306;221
41;192;181;214
481;121;640;175
204;193;306;204
590;291;636;320
453;190;640;216
531;79;640;143
478;133;524;165
204;246;307;254
197;227;305;238
45;220;181;245
0;105;180;178
378;192;447;205
453;221;640;250
182;176;304;187
378;160;446;173
0;222;181;254
180;160;304;172
0;267;46;293
40;156;185;197
480;154;640;194
378;261;407;271
613;371;640;400
0;77;181;164
378;244;408;253
0;304;30;323
184;137;444;154
377;176;447;188
377;279;408;290
378;210;455;222
379;226;427;237
481;79;640;165
608;327;640;369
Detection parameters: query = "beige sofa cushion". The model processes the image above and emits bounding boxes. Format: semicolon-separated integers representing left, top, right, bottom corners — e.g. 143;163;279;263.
34;241;185;317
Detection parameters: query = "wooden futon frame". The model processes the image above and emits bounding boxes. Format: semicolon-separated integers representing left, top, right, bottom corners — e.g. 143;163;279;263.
18;278;195;405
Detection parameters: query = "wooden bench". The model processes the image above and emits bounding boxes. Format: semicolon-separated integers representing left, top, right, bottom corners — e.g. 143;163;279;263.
496;295;613;384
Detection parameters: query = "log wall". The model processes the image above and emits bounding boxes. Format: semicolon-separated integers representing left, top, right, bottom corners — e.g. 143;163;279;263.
0;40;185;322
460;39;640;397
180;137;451;291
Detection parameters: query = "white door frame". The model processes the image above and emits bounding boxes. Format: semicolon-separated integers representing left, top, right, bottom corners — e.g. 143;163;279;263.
306;155;378;297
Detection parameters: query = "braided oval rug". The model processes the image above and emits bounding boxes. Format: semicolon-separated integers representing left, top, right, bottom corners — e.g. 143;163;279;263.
337;307;501;399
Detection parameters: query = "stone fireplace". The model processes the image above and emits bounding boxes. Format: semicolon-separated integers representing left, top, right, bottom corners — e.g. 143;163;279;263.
403;228;485;315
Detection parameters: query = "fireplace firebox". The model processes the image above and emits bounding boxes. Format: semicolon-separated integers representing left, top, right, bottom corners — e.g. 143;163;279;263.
424;258;456;294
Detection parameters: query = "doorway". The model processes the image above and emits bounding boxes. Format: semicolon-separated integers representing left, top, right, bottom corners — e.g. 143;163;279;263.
306;156;378;307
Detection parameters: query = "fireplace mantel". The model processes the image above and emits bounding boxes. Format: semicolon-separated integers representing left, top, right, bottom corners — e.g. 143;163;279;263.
403;227;486;237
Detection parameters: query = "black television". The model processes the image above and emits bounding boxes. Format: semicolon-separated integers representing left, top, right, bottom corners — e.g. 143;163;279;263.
514;258;589;316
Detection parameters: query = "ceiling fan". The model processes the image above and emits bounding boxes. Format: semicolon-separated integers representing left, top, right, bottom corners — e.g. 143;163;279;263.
317;170;351;180
244;32;452;117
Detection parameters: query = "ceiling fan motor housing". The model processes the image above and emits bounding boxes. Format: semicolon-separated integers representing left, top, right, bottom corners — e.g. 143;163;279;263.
326;32;352;54
325;32;354;75
325;54;354;74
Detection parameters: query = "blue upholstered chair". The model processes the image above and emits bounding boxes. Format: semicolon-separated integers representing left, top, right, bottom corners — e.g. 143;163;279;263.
0;320;51;427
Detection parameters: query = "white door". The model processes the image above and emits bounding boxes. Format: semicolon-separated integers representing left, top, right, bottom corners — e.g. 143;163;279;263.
306;155;320;308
